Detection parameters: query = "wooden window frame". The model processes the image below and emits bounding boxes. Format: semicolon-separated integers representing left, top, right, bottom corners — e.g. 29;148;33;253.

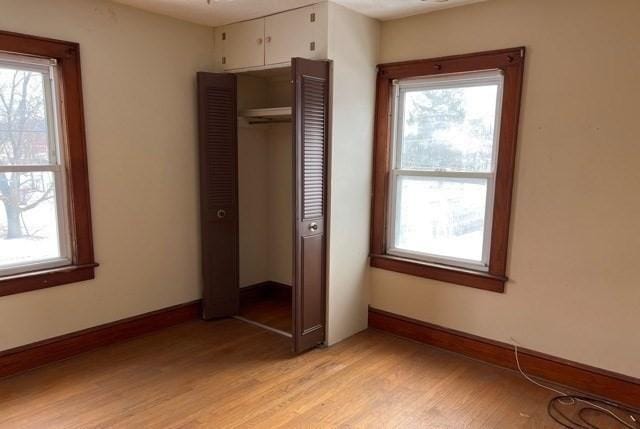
370;48;525;293
0;30;97;297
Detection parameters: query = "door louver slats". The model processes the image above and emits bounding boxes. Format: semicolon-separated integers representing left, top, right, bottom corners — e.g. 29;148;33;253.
301;76;326;220
197;72;239;320
293;58;330;354
204;87;235;209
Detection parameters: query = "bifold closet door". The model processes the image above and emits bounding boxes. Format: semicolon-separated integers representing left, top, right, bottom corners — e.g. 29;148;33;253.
197;72;239;319
292;58;330;353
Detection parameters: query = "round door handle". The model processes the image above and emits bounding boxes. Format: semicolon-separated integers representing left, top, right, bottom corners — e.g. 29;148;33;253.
217;209;227;219
309;222;318;232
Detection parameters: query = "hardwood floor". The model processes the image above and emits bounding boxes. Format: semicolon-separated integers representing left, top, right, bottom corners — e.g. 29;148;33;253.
239;292;292;333
0;319;622;428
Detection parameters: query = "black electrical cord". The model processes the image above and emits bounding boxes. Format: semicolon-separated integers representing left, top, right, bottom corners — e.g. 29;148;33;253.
547;395;640;429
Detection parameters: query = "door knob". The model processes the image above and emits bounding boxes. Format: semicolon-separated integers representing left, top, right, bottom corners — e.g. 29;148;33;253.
309;222;318;232
217;209;227;219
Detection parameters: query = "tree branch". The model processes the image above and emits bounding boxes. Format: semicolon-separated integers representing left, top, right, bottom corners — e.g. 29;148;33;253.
19;184;54;212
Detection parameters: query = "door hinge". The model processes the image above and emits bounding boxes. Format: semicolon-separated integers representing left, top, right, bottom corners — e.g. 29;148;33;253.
222;32;226;41
222;56;226;65
310;13;316;22
310;41;316;51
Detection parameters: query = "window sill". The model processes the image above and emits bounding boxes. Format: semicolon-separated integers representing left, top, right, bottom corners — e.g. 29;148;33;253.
0;263;98;298
370;254;506;293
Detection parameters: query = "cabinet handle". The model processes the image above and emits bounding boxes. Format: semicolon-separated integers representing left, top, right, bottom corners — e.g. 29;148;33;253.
257;38;263;45
266;36;272;43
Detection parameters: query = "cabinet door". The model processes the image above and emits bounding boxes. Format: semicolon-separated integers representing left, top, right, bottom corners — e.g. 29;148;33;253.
197;73;239;319
221;19;265;71
265;6;321;66
292;58;330;353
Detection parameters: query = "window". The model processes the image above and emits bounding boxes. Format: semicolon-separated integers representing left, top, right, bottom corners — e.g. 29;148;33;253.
0;31;96;297
0;53;71;275
389;71;503;271
371;48;525;292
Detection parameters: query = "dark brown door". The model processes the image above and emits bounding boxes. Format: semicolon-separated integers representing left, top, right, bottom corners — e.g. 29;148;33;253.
197;72;239;319
292;58;330;353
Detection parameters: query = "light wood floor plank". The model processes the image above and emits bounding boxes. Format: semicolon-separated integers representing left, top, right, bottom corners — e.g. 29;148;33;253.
0;318;620;428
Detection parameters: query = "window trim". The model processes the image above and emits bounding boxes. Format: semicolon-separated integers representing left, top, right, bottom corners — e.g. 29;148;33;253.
0;52;73;277
370;48;526;293
387;70;505;271
0;30;97;297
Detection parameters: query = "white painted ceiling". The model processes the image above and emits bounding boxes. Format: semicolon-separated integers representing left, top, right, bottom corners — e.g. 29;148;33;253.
333;0;487;21
113;0;487;27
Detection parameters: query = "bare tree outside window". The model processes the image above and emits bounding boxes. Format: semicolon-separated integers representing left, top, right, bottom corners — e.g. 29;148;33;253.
0;69;54;237
0;31;96;296
387;71;504;270
0;57;69;273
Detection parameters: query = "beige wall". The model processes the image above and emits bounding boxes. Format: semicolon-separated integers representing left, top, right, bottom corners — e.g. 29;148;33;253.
267;123;294;286
237;125;270;287
265;76;293;286
237;76;270;287
237;74;293;288
326;3;380;345
372;0;640;377
0;0;215;351
237;122;293;288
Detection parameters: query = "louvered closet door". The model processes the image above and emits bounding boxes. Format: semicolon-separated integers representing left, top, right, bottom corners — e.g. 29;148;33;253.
292;58;330;353
197;72;239;319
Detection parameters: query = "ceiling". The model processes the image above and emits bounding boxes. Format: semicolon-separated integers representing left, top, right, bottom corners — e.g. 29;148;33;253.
332;0;486;21
112;0;487;27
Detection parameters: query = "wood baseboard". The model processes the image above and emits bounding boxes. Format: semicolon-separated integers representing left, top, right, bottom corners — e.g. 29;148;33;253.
0;300;201;379
369;307;640;409
240;281;292;302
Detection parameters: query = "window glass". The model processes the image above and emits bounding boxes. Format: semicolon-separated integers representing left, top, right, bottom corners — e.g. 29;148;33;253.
400;84;499;172
394;176;488;263
0;67;55;166
388;71;503;269
0;56;69;275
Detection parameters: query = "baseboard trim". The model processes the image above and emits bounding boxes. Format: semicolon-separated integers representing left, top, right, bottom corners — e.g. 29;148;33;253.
0;300;201;379
368;307;640;409
240;281;292;302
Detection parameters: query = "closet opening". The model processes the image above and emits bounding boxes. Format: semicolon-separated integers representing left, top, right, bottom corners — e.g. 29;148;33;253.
198;58;330;354
236;67;293;337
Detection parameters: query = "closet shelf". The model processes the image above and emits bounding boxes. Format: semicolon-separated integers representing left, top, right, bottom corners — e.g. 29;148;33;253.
240;107;292;124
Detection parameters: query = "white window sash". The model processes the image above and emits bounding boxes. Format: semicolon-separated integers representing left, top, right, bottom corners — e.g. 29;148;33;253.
0;51;56;73
0;257;72;277
386;70;505;271
0;54;72;276
0;165;61;173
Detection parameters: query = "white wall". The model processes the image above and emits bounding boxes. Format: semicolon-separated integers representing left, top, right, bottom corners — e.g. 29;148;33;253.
0;0;215;351
325;3;380;345
372;0;640;377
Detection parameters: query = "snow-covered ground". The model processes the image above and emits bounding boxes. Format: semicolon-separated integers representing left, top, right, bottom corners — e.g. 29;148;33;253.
0;198;61;269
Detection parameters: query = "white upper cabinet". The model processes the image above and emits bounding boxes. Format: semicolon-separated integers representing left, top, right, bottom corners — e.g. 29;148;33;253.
221;19;265;71
220;3;327;72
265;5;325;66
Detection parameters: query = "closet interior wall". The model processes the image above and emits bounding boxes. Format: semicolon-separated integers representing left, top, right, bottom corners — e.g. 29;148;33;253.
237;71;293;289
